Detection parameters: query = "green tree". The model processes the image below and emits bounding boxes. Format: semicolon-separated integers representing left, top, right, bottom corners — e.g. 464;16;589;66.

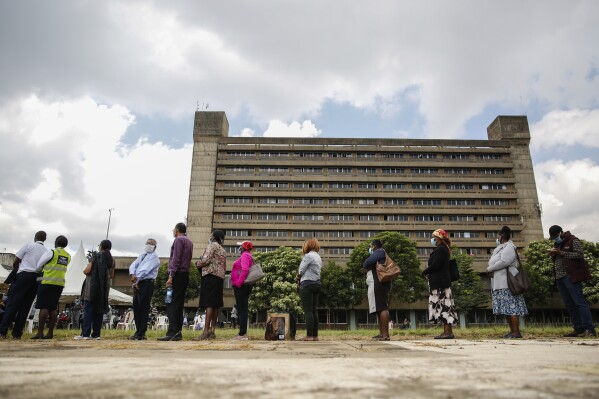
347;231;426;305
249;247;303;314
319;261;362;322
451;248;488;318
152;263;201;307
522;240;556;307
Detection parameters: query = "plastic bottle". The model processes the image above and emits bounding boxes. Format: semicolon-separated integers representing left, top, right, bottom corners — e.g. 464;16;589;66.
165;287;173;304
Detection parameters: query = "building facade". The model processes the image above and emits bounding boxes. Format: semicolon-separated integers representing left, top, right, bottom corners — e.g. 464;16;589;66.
187;111;543;271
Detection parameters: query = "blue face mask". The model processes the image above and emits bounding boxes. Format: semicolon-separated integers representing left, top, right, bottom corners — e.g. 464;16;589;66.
554;236;563;245
368;247;374;254
430;238;436;246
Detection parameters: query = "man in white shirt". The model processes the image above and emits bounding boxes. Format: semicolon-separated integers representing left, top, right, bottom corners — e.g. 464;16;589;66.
0;231;48;339
128;238;160;340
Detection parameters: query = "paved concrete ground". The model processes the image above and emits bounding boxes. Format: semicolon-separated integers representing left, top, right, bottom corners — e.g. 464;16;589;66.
1;338;598;398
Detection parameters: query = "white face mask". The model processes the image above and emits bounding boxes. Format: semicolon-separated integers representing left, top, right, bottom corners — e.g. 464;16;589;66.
430;238;437;246
368;247;374;254
144;244;155;253
495;239;501;247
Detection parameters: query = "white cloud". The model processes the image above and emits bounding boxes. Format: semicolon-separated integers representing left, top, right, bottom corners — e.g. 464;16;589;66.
263;120;320;138
237;128;255;137
535;158;599;242
1;1;597;137
531;109;599;150
0;95;191;256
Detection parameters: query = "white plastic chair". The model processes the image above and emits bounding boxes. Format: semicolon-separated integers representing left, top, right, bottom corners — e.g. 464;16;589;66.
116;311;135;330
154;315;169;331
26;309;40;334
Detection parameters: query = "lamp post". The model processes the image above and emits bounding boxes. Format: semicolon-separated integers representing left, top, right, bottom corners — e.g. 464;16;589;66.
106;208;115;240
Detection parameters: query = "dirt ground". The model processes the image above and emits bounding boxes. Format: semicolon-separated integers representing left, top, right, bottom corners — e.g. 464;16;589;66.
1;338;599;399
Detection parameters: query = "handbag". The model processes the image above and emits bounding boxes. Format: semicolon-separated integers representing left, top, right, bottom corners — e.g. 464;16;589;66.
376;253;401;283
243;261;265;285
506;248;531;295
449;259;460;282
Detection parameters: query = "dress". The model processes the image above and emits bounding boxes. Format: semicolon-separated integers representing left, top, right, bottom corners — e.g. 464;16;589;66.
197;242;226;308
423;245;457;324
362;248;391;314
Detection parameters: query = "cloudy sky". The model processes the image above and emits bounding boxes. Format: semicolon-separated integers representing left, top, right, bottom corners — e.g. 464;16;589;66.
0;1;598;257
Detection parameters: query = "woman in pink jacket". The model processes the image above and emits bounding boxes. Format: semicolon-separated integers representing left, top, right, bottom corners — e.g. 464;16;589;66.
230;241;254;340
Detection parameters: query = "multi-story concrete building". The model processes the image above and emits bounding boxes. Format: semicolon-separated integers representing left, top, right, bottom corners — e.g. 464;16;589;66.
187;111;543;266
182;111;547;325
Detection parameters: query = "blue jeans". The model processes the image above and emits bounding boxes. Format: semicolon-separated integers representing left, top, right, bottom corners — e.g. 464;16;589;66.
81;300;104;338
556;276;595;332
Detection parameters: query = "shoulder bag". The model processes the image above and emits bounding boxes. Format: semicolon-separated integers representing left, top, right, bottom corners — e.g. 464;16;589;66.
376;253;401;283
506;247;531;296
243;260;265;285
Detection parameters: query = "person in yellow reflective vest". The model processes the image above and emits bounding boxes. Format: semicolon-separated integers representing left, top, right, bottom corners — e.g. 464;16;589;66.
31;235;70;339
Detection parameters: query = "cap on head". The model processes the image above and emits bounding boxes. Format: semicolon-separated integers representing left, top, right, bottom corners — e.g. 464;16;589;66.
549;225;563;240
238;241;253;251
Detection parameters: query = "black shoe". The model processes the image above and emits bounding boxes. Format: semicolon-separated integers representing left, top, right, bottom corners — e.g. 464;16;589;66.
502;332;513;339
41;334;53;340
578;330;597;338
171;332;183;341
30;334;43;340
129;335;141;340
158;335;174;341
563;330;582;337
508;333;523;339
434;334;455;339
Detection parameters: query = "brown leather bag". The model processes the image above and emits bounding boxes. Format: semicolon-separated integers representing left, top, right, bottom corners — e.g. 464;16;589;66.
376;254;401;283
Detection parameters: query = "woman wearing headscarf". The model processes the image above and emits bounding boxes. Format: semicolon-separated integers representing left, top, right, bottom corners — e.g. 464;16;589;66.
230;240;254;340
422;229;456;339
362;239;391;341
195;230;227;340
298;238;323;341
75;240;114;340
487;226;528;338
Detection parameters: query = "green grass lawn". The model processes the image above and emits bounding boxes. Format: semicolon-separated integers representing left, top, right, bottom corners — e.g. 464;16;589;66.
15;325;579;341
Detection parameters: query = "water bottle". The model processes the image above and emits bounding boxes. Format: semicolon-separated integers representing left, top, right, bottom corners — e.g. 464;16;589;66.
165;287;173;304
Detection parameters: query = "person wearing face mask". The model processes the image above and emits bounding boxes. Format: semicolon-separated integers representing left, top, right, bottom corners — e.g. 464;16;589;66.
362;239;391;341
548;225;596;338
486;226;528;339
195;229;226;340
422;229;456;339
128;238;160;340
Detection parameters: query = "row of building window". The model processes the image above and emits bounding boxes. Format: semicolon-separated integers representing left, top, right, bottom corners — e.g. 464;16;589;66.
221;245;486;256
226;230;501;239
223;197;510;206
224;167;506;175
225;151;503;160
221;213;513;222
223;182;509;190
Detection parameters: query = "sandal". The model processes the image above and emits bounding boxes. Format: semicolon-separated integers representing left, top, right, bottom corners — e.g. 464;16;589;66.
374;336;390;341
434;334;455;339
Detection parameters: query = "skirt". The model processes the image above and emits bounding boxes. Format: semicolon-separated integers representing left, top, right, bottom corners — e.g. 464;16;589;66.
199;273;224;309
36;284;64;311
428;287;457;324
492;288;528;316
366;270;391;314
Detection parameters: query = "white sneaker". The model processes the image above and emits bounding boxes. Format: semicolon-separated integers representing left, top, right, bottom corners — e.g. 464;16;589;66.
74;336;91;340
93;337;101;340
231;335;249;341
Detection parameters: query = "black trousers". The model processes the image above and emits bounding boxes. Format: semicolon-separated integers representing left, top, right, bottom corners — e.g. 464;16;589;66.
166;272;189;336
0;271;39;337
300;284;321;337
133;279;154;337
233;285;253;336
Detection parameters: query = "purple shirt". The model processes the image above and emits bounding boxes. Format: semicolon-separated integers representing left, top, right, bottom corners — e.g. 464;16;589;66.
168;235;193;276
